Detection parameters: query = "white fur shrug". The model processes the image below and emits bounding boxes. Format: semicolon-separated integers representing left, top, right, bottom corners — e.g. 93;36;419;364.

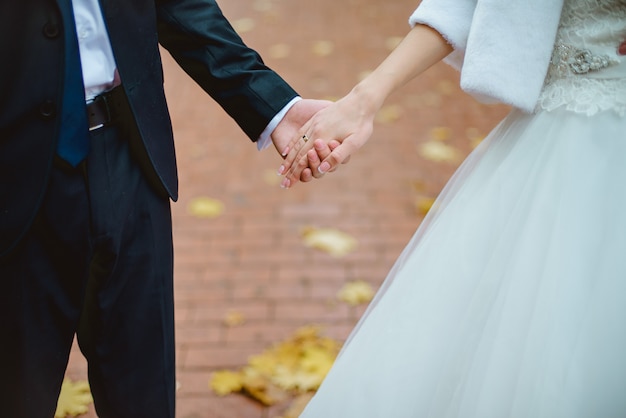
410;0;565;112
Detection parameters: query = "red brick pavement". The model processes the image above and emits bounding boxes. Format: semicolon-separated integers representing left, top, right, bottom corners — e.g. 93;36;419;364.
63;0;509;416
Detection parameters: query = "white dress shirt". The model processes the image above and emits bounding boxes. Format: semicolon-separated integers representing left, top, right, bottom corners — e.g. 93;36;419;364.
71;0;295;148
71;0;118;101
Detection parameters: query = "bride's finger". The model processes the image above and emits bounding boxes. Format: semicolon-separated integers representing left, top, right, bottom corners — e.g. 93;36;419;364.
317;139;358;174
326;140;348;171
278;132;314;175
281;152;310;188
282;137;342;186
308;139;333;178
300;167;314;183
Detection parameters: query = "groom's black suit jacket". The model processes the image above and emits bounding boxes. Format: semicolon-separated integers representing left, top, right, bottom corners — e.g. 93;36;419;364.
0;0;298;257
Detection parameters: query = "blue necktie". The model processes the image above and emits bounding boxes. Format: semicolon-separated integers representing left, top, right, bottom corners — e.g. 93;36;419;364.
57;0;90;166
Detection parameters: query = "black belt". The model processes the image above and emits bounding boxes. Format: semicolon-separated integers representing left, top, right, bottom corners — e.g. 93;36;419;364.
86;84;126;131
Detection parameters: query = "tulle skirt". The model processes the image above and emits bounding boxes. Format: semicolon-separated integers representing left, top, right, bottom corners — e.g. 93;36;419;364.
300;107;626;418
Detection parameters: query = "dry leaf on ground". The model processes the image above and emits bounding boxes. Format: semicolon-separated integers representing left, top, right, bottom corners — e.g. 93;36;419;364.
243;380;289;406
337;281;375;306
210;370;243;396
209;326;340;405
223;311;246;327
311;40;334;56
55;379;93;418
429;126;452;141
252;0;274;12
375;104;403;124
418;141;462;163
301;227;357;257
300;346;335;378
415;196;436;216
188;196;224;218
231;17;255;33
272;367;322;392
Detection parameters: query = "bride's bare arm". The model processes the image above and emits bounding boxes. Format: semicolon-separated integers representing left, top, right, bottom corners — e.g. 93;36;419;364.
278;24;453;188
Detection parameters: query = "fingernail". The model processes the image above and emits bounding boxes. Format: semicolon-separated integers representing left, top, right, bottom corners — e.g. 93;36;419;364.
281;147;289;156
318;162;330;174
280;179;290;189
277;165;285;175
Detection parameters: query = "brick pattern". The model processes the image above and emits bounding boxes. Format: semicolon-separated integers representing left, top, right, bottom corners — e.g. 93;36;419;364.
64;0;510;416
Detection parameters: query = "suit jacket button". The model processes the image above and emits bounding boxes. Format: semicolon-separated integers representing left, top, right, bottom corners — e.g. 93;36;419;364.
43;22;60;38
39;100;57;119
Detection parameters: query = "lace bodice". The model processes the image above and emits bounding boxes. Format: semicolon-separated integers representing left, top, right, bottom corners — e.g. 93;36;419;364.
537;0;626;116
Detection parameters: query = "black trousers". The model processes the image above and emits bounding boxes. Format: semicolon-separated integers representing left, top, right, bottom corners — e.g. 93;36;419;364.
0;112;176;417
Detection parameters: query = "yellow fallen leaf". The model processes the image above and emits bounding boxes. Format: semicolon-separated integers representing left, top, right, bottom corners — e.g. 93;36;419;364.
301;346;335;377
188;196;224;218
317;336;340;353
273;366;322;392
241;365;288;405
301;227;357;257
210;370;243;396
429;126;452;141
253;0;274;12
231;17;255;33
209;327;340;404
55;379;92;418
268;43;291;59
337;281;375;306
415;196;436;216
243;380;288;406
223;311;246;327
241;367;271;389
271;342;303;370
375;104;403;124
311;40;334;57
418;140;462;163
292;325;324;342
248;353;279;376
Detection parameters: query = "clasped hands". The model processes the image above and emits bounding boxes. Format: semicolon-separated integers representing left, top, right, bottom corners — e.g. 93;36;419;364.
271;90;377;189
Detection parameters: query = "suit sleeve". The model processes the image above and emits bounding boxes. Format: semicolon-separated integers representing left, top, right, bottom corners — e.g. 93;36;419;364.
155;0;298;141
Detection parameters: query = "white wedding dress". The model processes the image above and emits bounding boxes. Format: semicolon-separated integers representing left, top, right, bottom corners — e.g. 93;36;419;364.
300;1;626;417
